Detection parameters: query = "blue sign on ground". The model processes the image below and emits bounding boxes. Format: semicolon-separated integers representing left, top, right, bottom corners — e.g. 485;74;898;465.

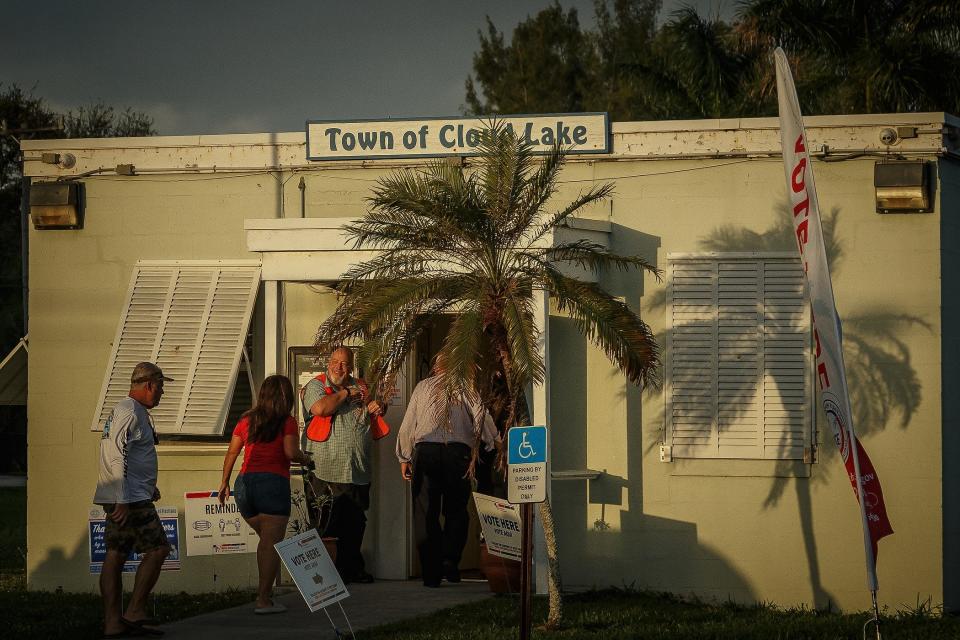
89;506;181;573
508;426;547;465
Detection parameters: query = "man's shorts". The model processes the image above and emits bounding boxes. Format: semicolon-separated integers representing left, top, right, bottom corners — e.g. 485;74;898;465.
234;472;291;519
103;501;171;556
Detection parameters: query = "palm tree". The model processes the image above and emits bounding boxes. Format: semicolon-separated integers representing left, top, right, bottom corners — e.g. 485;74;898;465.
315;125;660;627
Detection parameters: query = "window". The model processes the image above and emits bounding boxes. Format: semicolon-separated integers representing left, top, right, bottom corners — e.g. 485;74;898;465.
91;261;261;436
665;254;811;460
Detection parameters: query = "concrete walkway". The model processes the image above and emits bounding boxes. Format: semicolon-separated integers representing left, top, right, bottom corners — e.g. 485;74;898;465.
160;580;494;638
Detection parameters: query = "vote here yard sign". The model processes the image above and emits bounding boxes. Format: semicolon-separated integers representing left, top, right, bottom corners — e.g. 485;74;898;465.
507;425;548;504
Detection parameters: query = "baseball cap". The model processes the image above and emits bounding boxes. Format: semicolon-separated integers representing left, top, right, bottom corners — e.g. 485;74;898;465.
131;362;174;384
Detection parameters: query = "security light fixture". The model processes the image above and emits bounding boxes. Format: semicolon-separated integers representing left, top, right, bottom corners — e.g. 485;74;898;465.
29;182;83;229
874;160;931;214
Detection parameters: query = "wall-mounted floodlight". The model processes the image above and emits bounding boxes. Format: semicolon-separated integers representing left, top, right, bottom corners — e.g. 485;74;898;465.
29;182;83;230
874;160;931;214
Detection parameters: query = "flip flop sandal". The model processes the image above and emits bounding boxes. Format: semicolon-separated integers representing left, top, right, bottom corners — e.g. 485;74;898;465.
120;617;164;636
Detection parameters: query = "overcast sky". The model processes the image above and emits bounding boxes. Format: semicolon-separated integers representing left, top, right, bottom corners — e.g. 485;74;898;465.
3;1;734;136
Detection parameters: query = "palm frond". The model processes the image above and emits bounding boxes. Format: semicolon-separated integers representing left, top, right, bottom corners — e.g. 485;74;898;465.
360;296;455;393
538;266;661;388
347;200;468;252
525;182;615;247
477;125;531;237
535;239;661;276
501;291;546;387
505;142;564;244
315;276;474;357
338;249;471;283
433;304;486;407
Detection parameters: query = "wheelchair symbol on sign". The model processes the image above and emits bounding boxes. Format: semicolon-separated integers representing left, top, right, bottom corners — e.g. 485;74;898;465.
517;433;536;459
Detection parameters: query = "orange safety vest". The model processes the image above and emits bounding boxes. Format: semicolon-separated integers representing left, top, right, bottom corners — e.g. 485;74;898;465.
302;373;390;442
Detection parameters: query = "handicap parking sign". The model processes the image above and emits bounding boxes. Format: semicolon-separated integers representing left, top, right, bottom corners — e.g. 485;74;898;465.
508;426;547;464
507;425;548;504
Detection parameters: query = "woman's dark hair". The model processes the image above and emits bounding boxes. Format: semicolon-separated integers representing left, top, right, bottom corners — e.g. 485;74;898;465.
243;374;295;443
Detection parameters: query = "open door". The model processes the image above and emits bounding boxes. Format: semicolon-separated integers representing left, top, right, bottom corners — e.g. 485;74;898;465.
368;361;410;579
406;316;484;580
287;345;412;580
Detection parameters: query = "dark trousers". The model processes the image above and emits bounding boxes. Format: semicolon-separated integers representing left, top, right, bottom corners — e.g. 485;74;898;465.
412;442;472;584
309;477;369;579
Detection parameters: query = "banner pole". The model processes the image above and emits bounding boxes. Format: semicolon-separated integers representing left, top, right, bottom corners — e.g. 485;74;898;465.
519;502;533;640
847;421;878;591
774;46;892;611
870;589;883;640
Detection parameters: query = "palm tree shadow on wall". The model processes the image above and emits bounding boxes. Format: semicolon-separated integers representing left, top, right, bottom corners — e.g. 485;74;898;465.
550;238;756;601
644;203;928;607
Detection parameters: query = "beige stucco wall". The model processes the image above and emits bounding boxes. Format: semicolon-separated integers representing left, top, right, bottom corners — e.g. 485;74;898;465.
549;156;943;611
26;175;280;592
23;127;949;612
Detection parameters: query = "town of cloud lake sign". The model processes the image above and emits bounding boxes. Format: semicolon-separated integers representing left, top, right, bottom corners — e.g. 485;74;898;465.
306;113;609;160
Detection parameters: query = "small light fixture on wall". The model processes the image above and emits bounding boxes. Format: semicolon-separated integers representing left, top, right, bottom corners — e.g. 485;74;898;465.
29;181;83;229
874;160;932;214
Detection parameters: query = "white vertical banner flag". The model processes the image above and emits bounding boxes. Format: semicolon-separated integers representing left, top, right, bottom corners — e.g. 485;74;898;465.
774;48;893;593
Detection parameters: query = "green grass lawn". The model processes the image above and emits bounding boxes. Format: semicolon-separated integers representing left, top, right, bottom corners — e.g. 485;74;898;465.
361;589;960;640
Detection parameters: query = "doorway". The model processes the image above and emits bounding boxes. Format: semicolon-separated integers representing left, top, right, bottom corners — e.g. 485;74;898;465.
408;316;485;580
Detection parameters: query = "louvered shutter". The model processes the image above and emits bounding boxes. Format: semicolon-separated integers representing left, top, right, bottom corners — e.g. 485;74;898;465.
667;255;810;460
92;262;261;435
717;260;763;458
666;260;718;456
761;260;809;459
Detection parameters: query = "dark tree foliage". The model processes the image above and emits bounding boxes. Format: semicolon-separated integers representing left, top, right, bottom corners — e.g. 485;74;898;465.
0;84;154;473
737;0;960;115
0;84;155;355
465;0;960;120
465;2;596;114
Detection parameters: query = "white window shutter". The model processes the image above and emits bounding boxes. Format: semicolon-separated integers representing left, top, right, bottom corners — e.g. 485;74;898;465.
761;260;810;459
667;260;718;458
716;260;762;458
667;254;809;460
92;262;261;435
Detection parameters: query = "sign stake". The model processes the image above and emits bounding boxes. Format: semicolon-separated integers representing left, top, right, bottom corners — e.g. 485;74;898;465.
519;502;534;640
507;425;548;640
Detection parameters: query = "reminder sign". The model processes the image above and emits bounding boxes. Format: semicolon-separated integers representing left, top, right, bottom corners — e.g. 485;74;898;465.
507;425;548;504
473;493;522;561
306;114;609;161
276;530;349;612
184;491;259;556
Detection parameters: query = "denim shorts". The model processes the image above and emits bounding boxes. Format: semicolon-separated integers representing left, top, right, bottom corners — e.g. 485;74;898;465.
234;472;291;519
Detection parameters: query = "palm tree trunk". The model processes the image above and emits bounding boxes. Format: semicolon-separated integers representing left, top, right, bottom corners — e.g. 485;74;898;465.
538;496;563;629
485;318;566;628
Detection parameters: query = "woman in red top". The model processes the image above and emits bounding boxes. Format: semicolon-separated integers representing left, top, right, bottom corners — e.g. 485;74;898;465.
219;374;311;614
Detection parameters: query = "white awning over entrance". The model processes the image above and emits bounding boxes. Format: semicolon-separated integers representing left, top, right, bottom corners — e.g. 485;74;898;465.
244;216;612;282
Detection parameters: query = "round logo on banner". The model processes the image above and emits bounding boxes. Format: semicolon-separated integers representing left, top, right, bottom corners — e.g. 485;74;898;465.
823;393;849;463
